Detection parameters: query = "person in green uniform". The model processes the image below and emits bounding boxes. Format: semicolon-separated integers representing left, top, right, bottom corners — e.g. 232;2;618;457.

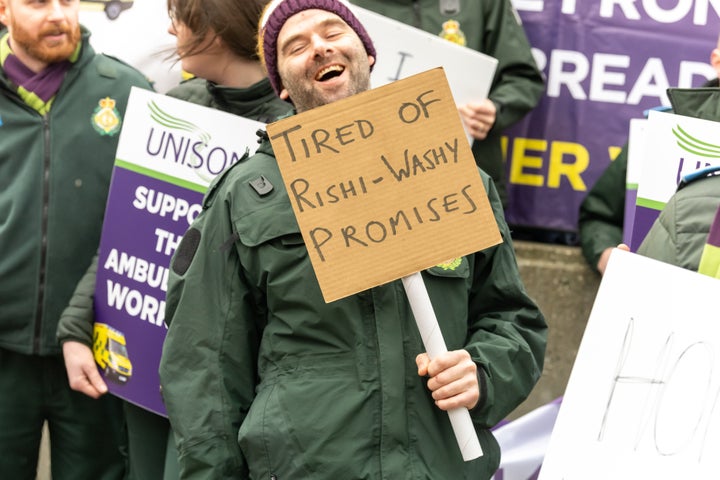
0;0;152;477
637;165;720;271
579;35;720;275
56;0;290;479
159;1;547;478
349;0;544;208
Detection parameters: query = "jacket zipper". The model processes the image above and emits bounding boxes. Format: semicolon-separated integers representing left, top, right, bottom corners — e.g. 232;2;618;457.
33;114;51;353
412;0;422;28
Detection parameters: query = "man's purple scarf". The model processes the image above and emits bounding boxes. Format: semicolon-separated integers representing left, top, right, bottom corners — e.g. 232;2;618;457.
4;54;70;102
1;33;77;113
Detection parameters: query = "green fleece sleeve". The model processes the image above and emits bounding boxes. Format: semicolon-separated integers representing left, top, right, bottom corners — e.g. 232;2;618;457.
465;173;548;426
578;146;628;273
56;254;99;346
484;0;545;132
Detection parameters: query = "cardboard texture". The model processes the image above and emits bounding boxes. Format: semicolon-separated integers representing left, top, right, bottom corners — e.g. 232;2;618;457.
267;68;501;302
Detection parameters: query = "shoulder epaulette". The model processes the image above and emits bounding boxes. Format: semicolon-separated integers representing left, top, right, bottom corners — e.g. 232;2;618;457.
678;165;720;190
642;105;672;118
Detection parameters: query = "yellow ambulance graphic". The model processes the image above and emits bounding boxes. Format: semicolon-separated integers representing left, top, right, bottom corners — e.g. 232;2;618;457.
93;323;132;383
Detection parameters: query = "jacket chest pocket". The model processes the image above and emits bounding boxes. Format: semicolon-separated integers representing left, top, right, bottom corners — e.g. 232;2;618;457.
232;204;318;301
234;203;301;248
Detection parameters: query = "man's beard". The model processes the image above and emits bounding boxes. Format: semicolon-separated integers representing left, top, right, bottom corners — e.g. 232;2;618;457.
11;20;81;65
283;57;372;113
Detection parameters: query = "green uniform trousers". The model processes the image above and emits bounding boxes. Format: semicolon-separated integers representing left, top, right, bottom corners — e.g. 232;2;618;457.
0;348;126;480
124;402;179;480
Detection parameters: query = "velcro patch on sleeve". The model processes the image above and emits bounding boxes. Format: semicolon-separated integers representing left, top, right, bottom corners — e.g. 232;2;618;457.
172;228;201;276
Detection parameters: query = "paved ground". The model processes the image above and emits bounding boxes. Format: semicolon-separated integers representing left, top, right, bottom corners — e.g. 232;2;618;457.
37;423;50;480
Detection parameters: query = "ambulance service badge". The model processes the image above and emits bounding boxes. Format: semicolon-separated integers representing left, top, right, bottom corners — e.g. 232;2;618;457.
92;97;122;136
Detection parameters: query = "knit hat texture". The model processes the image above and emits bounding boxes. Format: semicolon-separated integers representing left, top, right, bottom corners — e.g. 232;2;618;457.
259;0;376;96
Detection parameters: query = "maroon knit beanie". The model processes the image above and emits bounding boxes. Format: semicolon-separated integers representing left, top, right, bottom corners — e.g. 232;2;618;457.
259;0;376;96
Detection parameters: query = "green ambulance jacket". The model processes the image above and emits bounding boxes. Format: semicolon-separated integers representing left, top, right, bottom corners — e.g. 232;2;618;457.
637;172;720;271
0;27;152;355
579;83;720;272
636;87;720;271
698;201;720;278
159;136;547;479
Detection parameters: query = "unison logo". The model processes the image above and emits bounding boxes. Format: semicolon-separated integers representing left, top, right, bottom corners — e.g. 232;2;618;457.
673;124;720;158
145;100;247;183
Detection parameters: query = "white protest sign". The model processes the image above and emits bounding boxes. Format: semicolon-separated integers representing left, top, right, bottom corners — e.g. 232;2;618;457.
116;87;265;190
539;249;720;479
630;110;720;249
95;87;265;415
348;4;498;107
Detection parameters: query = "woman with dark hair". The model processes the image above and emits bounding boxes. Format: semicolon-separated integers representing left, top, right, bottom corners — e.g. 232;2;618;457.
165;0;290;122
56;1;290;479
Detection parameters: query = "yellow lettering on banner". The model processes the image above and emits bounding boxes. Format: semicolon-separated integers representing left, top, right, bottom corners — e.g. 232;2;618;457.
506;136;622;191
509;138;546;187
547;141;588;190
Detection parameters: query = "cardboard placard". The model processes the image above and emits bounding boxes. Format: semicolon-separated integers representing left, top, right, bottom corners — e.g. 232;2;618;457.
267;68;501;302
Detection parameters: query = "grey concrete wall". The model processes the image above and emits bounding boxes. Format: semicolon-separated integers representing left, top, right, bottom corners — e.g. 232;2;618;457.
507;240;601;420
36;241;601;477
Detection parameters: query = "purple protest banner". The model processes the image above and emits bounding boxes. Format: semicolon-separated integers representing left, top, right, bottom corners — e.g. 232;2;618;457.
491;397;562;480
507;0;717;233
95;171;201;414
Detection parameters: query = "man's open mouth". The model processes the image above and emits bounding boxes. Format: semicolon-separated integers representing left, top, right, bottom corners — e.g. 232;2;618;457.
316;65;345;81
